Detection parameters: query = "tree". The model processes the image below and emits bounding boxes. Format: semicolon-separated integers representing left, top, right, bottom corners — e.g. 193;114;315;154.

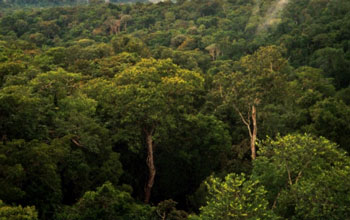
57;182;154;220
252;134;350;219
29;68;124;199
310;47;350;88
212;46;288;160
0;200;38;220
0;61;25;86
104;16;122;35
195;173;277;220
306;98;350;152
97;52;140;78
154;113;231;206
0;140;62;219
289;66;335;108
156;199;188;220
0;83;49;141
205;44;221;61
111;58;204;203
111;35;150;57
29;68;83;108
120;14;132;32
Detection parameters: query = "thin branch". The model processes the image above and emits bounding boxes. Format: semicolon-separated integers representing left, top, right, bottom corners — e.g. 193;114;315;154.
71;138;83;147
295;160;312;184
233;104;252;138
295;171;303;184
272;191;281;209
219;84;223;98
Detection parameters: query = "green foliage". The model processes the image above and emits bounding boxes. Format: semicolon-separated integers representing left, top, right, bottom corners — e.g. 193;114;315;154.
155;113;231;208
1;0;350;219
0;85;47;140
57;182;155;220
198;173;277;220
156;199;188;220
29;68;83;104
210;45;290;158
253;134;350;219
0;61;25;86
0;200;38;220
310;47;350;88
112;35;150;57
289;66;335;107
0;140;62;218
97;52;140;77
306;98;350;151
212;45;289;115
112;58;204;144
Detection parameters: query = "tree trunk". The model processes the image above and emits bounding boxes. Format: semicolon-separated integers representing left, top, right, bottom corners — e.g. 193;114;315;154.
144;131;156;203
251;105;257;160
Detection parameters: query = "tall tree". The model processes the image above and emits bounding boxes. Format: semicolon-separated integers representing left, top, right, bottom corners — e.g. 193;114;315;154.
212;46;288;160
85;58;204;203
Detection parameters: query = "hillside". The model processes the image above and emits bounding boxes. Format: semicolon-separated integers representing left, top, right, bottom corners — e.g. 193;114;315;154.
1;0;350;219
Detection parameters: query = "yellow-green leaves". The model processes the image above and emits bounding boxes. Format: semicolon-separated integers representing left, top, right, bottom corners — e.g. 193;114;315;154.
113;58;204;127
253;134;350;219
199;173;277;220
0;200;38;220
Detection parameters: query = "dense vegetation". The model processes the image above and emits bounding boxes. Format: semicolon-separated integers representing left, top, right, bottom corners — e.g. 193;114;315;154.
1;0;350;219
0;0;146;8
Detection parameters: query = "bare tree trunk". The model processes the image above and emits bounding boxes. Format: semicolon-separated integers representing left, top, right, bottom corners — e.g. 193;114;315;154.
144;131;156;203
233;104;256;160
251;105;257;160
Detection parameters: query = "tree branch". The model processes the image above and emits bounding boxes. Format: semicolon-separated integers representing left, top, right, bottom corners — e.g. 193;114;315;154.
284;159;293;186
272;191;281;209
71;138;83;147
295;160;312;184
233;104;252;138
